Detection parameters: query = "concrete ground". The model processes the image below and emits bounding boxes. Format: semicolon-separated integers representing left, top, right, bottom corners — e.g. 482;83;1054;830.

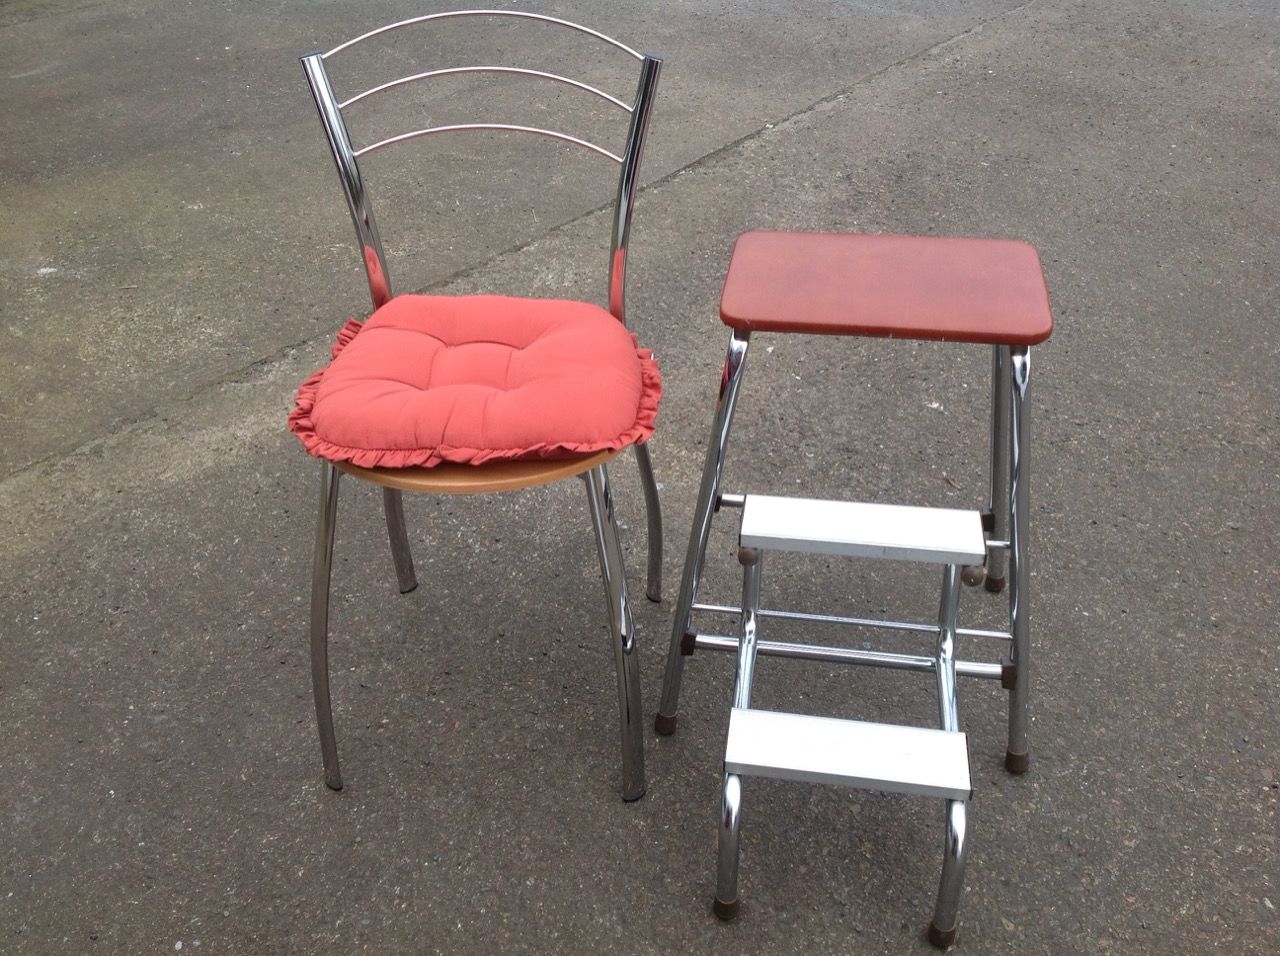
2;0;1276;952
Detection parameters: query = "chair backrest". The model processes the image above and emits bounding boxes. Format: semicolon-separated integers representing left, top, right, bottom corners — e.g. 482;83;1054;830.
301;10;661;325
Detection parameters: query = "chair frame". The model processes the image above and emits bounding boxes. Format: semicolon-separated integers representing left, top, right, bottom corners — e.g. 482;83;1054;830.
298;10;663;801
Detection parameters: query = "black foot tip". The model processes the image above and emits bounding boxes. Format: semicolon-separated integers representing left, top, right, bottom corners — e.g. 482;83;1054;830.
928;924;957;949
984;574;1007;594
325;779;344;792
713;897;740;921
960;565;987;588
654;712;678;736
1005;750;1031;774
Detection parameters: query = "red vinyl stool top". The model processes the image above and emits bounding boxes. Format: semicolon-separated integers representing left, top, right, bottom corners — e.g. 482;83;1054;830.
720;231;1054;345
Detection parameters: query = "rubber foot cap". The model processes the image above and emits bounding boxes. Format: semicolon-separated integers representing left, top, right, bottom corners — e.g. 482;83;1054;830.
713;896;740;921
654;712;678;737
928;923;957;949
960;565;986;587
984;573;1007;594
1006;750;1031;774
325;779;344;792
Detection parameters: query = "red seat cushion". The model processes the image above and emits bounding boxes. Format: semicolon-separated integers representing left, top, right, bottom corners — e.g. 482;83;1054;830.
289;294;660;469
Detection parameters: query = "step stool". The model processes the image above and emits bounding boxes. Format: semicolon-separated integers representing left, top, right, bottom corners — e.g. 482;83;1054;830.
714;495;986;948
658;231;1055;783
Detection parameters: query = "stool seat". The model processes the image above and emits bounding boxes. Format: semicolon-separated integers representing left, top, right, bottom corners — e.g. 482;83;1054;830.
720;230;1054;345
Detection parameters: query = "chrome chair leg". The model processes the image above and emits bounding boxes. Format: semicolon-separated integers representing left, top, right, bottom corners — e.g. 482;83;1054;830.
382;487;418;594
1005;346;1033;772
310;461;344;791
633;440;663;603
656;329;752;736
584;464;646;801
928;797;969;949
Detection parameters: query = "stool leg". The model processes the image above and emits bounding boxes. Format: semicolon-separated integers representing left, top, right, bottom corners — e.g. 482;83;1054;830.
928;797;969;949
715;545;763;918
936;564;962;734
656;329;752;736
1005;345;1033;773
715;772;744;919
929;564;969;947
983;345;1012;592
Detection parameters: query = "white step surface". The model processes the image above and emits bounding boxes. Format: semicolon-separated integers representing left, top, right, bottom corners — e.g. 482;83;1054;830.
724;707;971;800
739;495;987;565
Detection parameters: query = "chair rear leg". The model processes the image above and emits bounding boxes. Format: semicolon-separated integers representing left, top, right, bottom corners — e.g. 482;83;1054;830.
310;462;344;791
633;440;663;603
928;797;969;949
584;464;646;801
382;487;418;593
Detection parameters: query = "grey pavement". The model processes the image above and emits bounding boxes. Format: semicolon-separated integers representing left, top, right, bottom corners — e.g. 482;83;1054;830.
2;0;1277;952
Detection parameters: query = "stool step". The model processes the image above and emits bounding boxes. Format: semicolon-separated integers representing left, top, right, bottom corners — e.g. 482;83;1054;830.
725;707;971;800
740;495;987;565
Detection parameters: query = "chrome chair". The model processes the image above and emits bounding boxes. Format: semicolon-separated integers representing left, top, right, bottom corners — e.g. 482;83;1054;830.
660;231;1054;945
290;11;662;801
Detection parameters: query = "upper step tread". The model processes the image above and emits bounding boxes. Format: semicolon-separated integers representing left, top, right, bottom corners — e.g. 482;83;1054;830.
724;707;971;799
739;495;987;564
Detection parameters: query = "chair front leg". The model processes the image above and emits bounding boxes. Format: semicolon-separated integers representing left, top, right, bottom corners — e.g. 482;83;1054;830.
632;440;663;603
310;461;344;791
382;487;418;593
583;463;646;801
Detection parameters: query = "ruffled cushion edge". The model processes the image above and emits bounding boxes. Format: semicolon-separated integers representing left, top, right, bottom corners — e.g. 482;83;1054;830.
287;317;661;469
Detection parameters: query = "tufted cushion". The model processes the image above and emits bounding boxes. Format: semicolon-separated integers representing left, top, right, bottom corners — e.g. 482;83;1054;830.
288;294;661;469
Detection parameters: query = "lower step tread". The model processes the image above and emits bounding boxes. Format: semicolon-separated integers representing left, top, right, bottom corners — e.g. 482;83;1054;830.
724;707;971;800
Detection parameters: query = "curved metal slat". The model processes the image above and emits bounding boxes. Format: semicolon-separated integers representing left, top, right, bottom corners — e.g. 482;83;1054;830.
325;9;643;61
341;66;632;113
353;123;622;163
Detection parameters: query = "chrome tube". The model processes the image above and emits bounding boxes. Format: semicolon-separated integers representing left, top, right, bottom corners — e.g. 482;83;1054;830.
987;345;1011;590
713;772;744;920
608;54;662;324
381;487;417;594
309;462;344;791
633;441;663;602
325;10;646;62
733;548;763;711
928;798;969;949
584;465;646;801
1005;346;1032;772
936;564;961;733
656;329;751;734
301;53;392;309
689;634;1005;681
